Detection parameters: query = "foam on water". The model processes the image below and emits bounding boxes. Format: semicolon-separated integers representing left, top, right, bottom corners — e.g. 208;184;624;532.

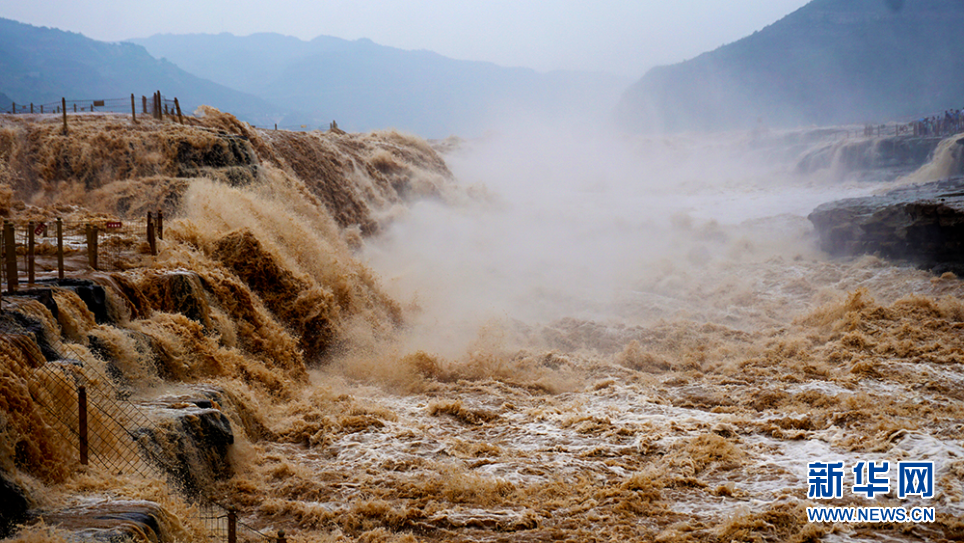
3;114;964;541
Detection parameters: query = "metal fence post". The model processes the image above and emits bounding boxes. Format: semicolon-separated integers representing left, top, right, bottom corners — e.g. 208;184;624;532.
78;385;89;465
27;221;35;285
227;509;237;543
4;222;17;293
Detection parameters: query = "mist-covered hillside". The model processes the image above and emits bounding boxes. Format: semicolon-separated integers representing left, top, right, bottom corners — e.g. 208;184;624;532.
0;18;282;124
130;33;629;137
616;0;964;132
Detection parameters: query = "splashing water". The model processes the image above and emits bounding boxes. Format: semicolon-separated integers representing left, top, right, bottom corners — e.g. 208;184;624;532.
2;112;964;542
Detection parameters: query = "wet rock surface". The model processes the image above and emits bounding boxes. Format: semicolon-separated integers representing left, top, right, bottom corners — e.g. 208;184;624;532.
55;279;111;324
39;500;175;543
808;176;964;271
0;310;61;362
134;396;235;494
0;474;29;538
140;271;213;328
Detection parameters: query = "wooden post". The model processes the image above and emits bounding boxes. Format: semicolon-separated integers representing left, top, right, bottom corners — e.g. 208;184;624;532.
30;103;33;114
27;221;35;286
92;225;99;269
85;224;92;268
86;224;98;270
174;98;183;124
62;98;68;134
277;530;286;543
131;94;137;123
40;105;44;114
57;218;64;281
142;96;147;115
147;212;157;256
11;102;15;113
4;222;17;293
155;91;161;119
156;209;164;240
73;103;77;113
227;510;237;543
78;386;89;465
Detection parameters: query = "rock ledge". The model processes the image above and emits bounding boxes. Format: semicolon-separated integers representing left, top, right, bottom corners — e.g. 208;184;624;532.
808;176;964;272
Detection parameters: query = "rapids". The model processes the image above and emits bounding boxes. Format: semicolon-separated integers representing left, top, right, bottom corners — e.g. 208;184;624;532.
0;111;963;542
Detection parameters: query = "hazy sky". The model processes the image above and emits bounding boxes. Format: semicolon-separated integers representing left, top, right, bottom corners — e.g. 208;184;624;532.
2;1;811;77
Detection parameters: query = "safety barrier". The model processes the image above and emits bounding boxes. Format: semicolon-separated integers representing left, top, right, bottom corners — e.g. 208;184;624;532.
5;315;290;542
3;92;185;132
0;212;164;296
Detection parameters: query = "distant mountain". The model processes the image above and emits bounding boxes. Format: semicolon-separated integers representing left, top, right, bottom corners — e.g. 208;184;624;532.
616;0;964;132
0;18;283;125
130;33;628;137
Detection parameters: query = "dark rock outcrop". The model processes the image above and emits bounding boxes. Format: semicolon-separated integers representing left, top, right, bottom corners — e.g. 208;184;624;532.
56;279;111;324
10;288;59;322
137;271;213;328
0;310;61;362
134;398;235;494
0;474;29;538
808;176;964;271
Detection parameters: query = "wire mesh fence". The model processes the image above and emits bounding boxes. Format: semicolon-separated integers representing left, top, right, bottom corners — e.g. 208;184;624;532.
191;503;283;543
1;311;159;478
3;314;286;542
0;216;160;291
194;502;231;542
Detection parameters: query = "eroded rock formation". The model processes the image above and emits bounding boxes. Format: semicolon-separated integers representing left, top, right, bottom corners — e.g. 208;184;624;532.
809;176;964;271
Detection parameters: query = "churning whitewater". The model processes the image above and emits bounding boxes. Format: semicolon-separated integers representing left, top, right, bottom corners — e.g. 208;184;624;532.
0;109;963;542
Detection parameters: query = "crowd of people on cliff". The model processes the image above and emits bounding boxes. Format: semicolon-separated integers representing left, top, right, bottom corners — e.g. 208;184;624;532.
912;108;964;136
